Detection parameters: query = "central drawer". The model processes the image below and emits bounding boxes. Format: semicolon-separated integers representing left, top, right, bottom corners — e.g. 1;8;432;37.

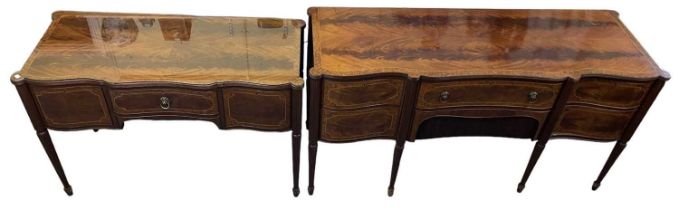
417;79;562;110
110;88;218;116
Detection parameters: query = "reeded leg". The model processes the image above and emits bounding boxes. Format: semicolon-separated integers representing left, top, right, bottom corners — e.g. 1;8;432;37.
308;139;318;195
592;141;627;191
387;140;405;197
37;129;73;196
291;132;301;197
517;140;547;193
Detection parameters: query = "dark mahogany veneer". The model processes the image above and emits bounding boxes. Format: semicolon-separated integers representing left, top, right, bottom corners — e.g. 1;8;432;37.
306;7;670;196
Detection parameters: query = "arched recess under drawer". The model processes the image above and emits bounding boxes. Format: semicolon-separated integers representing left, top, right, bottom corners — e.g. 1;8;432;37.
409;108;551;140
415;116;539;140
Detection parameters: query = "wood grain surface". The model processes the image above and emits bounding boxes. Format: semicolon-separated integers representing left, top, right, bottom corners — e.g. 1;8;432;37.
308;7;667;80
19;11;304;86
553;105;635;141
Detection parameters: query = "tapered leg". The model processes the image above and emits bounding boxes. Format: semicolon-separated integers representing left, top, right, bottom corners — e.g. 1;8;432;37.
37;130;73;196
308;140;317;195
13;79;72;196
592;141;627;191
291;89;302;197
291;133;301;197
387;140;406;196
517;140;547;193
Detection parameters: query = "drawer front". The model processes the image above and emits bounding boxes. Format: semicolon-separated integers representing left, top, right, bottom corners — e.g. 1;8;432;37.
553;105;635;141
418;79;561;110
31;85;112;129
321;107;400;141
570;77;651;109
323;78;405;109
223;88;290;130
110;88;218;116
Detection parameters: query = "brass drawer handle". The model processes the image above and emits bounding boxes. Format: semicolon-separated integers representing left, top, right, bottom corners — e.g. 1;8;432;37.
528;91;538;102
160;96;170;110
440;91;450;102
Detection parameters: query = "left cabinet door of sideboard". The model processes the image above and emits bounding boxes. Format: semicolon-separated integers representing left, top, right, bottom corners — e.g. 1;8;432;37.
30;85;113;129
320;77;406;142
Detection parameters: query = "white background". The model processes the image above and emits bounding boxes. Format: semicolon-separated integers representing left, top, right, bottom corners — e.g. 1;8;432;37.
1;0;677;209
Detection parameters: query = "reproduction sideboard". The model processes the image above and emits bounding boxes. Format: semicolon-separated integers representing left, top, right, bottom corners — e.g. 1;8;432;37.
306;7;669;196
11;11;305;196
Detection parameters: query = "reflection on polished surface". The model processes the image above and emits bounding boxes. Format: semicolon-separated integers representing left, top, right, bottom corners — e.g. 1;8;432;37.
308;8;664;79
21;11;305;85
101;18;139;47
158;18;192;41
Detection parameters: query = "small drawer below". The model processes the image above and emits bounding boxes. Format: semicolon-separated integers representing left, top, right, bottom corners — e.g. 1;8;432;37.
553;105;635;141
321;106;400;142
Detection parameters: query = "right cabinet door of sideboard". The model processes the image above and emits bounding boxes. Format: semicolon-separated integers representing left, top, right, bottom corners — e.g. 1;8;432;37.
552;77;652;141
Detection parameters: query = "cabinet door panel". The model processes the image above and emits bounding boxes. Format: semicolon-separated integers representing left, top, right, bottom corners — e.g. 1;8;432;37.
32;85;112;129
223;87;290;130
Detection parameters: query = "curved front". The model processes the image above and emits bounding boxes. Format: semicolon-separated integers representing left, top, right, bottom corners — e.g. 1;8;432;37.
23;80;296;132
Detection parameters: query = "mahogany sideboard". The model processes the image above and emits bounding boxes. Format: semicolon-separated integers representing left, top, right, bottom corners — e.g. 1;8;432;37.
10;11;305;196
306;7;670;196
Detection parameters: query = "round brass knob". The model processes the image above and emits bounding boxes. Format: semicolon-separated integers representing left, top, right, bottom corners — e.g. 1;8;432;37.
160;96;170;110
440;91;450;101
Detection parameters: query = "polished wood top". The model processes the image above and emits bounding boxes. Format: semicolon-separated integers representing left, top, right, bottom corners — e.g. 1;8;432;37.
308;7;668;80
16;11;305;86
